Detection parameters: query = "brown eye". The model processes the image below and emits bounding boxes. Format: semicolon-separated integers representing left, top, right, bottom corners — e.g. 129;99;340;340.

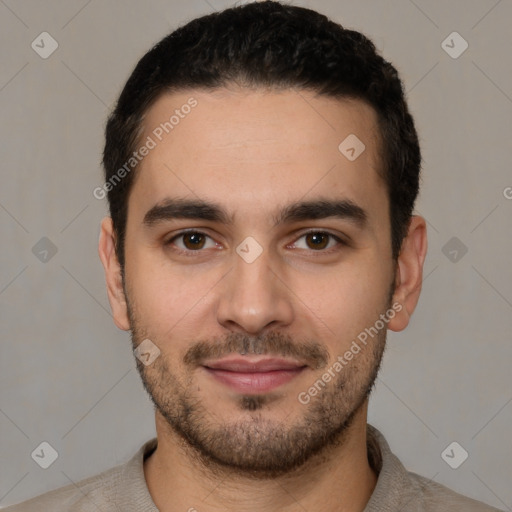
182;232;206;250
166;230;217;254
290;231;344;252
305;232;330;250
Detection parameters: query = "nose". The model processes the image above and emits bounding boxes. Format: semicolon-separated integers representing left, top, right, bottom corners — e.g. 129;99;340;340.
215;245;294;335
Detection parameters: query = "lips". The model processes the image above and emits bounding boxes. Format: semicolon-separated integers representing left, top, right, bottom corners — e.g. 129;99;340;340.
204;357;306;372
202;357;307;393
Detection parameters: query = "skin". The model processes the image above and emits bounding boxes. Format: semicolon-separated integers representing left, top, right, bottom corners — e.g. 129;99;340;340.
99;87;427;512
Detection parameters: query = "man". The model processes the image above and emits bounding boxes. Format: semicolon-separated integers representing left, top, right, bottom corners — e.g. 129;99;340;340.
4;1;502;511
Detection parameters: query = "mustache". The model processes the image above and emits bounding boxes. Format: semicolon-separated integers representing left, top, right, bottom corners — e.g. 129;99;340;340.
183;331;329;370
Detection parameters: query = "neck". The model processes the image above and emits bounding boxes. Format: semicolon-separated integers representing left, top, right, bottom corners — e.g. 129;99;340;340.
144;402;378;512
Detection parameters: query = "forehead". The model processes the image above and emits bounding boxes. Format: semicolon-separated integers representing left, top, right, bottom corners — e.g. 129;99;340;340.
130;88;386;224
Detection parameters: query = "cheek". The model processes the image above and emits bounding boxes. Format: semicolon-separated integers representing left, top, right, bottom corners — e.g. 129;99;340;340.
125;249;221;333
293;261;391;340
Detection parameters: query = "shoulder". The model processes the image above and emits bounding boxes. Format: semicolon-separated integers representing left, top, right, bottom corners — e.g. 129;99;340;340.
1;464;123;512
365;425;503;512
2;438;158;512
405;471;504;512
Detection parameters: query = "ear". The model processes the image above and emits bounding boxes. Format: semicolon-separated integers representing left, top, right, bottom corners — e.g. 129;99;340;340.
387;215;428;332
98;217;131;331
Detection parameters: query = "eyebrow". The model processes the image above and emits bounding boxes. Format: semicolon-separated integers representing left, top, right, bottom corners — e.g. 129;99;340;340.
143;197;368;228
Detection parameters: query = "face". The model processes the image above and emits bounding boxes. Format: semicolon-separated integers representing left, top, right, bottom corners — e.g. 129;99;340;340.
102;87;415;477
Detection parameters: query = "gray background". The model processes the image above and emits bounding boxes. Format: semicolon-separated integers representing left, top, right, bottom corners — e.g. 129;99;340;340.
1;0;511;509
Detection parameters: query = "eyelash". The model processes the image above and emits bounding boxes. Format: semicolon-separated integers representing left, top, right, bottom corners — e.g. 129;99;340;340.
165;229;347;256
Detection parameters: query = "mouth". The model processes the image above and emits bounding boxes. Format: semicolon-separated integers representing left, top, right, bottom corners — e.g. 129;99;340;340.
202;356;308;394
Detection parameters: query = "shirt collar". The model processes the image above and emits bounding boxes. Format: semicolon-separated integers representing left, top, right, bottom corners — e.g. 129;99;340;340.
116;424;410;511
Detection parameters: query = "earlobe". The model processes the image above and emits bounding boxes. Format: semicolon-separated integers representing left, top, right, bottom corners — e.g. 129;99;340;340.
387;216;428;332
98;217;131;331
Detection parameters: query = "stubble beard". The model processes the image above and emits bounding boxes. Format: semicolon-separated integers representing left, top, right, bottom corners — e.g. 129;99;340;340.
125;286;391;479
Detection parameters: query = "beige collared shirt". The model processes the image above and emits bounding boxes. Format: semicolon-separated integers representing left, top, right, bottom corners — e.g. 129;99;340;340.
2;424;503;511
